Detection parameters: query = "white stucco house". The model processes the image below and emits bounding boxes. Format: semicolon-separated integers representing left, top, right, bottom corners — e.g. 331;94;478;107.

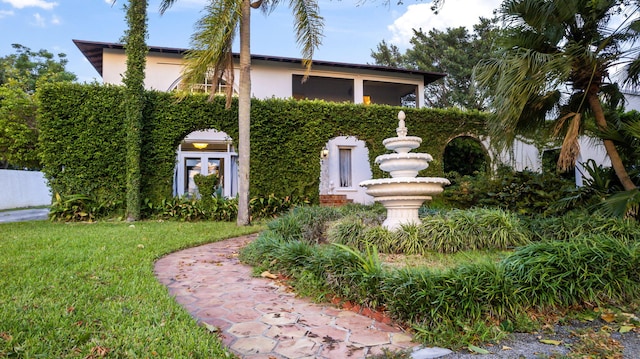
74;39;446;204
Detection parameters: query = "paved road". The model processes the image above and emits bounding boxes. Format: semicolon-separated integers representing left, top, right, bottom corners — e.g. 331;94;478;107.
0;208;49;223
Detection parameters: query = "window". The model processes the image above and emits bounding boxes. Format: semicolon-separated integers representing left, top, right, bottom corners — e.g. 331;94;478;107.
292;75;354;102
363;80;418;107
339;148;352;187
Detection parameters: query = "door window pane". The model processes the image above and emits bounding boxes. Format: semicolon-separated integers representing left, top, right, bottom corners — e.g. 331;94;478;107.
185;158;202;195
339;148;352;187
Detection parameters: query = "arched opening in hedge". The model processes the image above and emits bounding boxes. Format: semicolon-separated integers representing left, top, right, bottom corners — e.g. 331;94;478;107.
173;129;238;198
443;136;489;176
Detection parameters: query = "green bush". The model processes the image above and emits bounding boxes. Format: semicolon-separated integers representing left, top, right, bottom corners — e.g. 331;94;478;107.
527;212;640;242
444;167;576;216
327;208;531;254
502;236;640;307
193;173;219;198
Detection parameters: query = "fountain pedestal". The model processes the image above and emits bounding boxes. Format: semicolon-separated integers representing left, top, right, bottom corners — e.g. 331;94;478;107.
359;111;449;230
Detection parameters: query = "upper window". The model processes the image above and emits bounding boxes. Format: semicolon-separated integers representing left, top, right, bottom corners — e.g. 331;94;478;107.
363;80;418;108
171;71;237;95
292;75;354;103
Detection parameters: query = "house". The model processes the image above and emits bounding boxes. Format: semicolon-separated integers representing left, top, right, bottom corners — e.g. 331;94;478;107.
74;39;446;204
74;39;616;205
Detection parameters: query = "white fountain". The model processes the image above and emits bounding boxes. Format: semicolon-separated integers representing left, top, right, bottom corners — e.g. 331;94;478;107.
360;111;450;230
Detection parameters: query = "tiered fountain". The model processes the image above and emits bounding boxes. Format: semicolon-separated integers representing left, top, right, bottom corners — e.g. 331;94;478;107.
360;111;450;230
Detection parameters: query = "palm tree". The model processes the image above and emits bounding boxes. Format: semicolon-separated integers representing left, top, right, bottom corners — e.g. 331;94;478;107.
474;0;639;191
159;0;323;225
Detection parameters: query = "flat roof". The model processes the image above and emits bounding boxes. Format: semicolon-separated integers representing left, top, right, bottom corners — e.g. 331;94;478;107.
73;39;446;85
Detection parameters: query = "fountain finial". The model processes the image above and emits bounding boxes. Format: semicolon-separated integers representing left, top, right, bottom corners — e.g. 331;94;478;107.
396;111;408;137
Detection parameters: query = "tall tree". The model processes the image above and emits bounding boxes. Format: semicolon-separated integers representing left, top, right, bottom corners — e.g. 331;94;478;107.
122;0;148;221
371;17;499;110
474;0;639;191
0;45;76;169
0;44;76;92
160;0;323;225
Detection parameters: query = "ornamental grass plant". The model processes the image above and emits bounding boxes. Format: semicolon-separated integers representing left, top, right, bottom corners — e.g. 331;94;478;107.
239;206;640;349
0;220;260;358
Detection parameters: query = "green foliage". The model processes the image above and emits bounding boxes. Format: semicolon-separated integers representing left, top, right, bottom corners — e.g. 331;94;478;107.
0;83;39;169
444;166;576;216
49;193;122;222
0;44;76;169
37;82;487;216
502;236;640;307
371;17;499;110
328;208;530;254
443;136;488;176
527;212;640;243
265;205;342;243
249;193;308;220
0;43;76;92
193;173;219;198
123;0;148;221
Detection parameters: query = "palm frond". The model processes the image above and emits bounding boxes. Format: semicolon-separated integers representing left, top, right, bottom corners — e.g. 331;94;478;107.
289;0;324;78
158;0;179;14
599;188;640;219
181;0;241;107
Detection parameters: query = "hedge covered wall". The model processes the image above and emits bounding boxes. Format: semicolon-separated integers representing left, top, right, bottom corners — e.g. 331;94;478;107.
38;83;487;206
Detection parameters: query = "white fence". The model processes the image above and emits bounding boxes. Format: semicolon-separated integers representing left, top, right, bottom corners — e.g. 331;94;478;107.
0;170;51;210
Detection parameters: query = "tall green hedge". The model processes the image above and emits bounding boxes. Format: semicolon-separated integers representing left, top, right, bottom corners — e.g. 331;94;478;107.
37;83;487;208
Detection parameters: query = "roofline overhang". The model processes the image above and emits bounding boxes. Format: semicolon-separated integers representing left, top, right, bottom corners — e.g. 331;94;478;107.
73;39;447;85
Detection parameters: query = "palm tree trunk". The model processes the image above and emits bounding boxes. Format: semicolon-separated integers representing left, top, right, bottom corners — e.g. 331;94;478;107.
587;90;637;191
236;0;251;225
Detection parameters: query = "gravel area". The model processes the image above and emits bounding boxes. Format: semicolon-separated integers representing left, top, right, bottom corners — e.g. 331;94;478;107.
441;319;640;358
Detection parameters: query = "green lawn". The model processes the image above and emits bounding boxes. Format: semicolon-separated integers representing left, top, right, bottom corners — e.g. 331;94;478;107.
0;220;261;358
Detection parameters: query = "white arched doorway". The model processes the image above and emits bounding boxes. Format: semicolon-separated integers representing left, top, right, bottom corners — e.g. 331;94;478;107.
320;136;373;204
174;129;238;198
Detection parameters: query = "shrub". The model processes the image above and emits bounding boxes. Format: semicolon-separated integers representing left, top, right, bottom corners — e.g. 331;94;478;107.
266;205;342;244
502;236;640;307
527;212;640;242
49;193;123;222
444;167;576;216
327;208;531;254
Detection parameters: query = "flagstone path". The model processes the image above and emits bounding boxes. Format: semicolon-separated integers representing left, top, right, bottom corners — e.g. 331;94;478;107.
154;233;419;359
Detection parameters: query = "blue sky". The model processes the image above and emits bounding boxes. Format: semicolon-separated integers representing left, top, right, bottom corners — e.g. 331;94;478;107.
0;0;501;83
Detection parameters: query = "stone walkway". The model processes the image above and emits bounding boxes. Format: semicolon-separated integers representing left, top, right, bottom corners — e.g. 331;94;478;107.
154;234;419;359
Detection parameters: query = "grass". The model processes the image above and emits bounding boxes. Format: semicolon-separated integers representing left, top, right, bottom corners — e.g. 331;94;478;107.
0;220;261;358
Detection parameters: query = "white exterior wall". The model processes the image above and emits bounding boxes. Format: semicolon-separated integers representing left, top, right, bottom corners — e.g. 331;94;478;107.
575;136;611;186
489;138;542;172
0;170;51;210
488;136;611;187
320;136;373;204
102;50;425;107
250;61;294;99
102;49;184;90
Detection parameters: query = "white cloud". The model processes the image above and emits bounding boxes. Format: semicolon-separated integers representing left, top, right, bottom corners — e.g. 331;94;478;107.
32;12;45;26
1;0;58;10
0;9;14;17
388;0;501;47
51;13;60;24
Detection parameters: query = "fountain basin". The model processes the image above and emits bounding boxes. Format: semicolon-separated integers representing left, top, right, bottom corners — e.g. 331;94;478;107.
360;177;450;197
375;153;433;178
382;136;422;153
